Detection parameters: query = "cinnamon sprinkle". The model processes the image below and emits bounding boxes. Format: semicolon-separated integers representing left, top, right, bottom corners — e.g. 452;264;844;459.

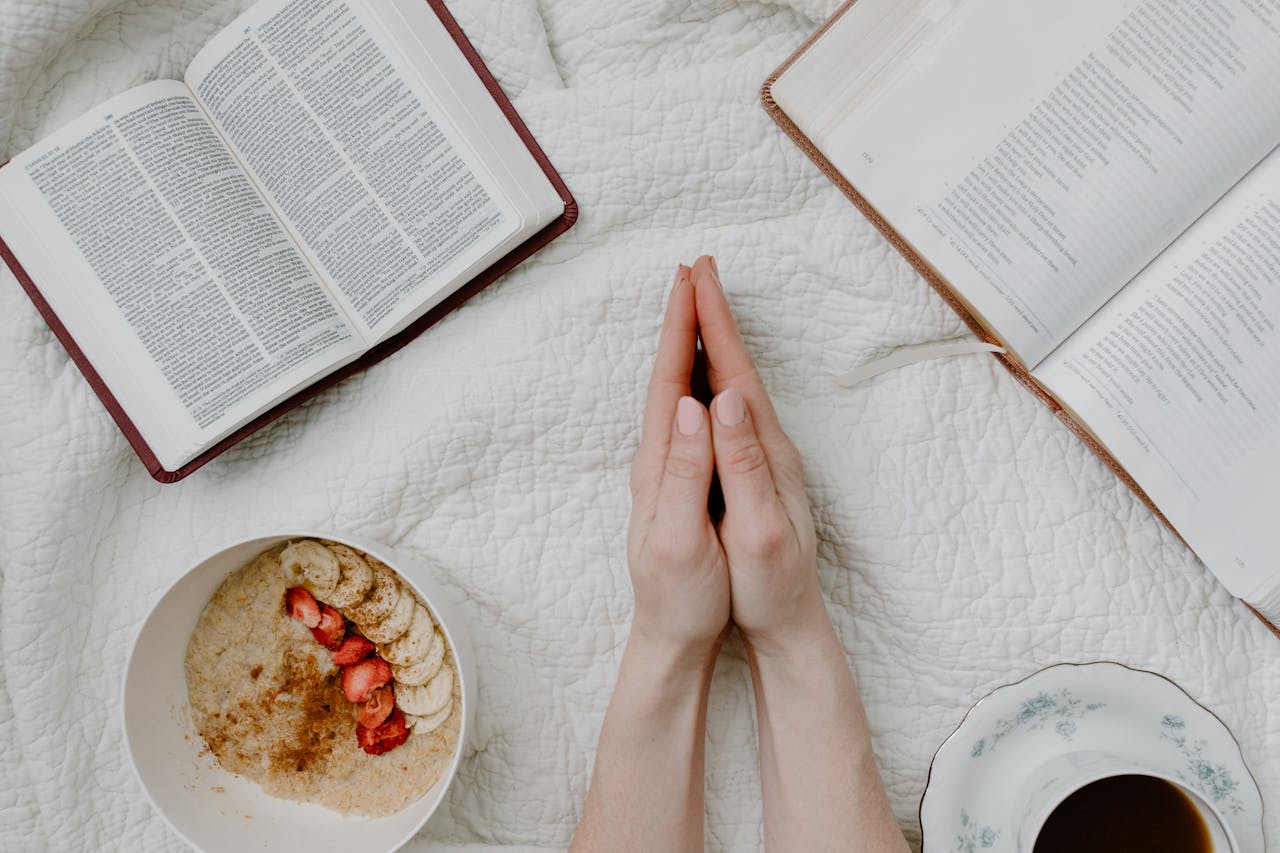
264;650;349;775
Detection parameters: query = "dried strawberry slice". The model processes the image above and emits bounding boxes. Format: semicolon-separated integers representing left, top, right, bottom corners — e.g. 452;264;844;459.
331;633;376;666
310;604;345;649
357;707;409;755
285;587;321;628
356;683;395;729
341;656;393;703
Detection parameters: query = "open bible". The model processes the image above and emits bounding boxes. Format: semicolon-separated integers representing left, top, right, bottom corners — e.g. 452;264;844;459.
763;0;1280;633
0;0;575;481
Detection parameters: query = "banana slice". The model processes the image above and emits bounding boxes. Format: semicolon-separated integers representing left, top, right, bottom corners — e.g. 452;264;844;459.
407;698;453;734
279;540;339;598
323;543;373;609
362;581;415;643
347;562;400;629
260;550;284;576
395;665;452;716
380;603;434;665
391;629;444;686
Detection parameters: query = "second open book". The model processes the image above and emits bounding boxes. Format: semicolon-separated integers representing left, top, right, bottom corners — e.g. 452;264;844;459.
0;0;573;480
765;0;1280;631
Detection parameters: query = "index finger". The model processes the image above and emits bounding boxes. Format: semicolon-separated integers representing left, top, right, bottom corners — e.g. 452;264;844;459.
689;256;790;451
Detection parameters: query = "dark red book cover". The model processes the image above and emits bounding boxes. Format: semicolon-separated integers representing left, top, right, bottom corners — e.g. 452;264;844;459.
0;0;577;483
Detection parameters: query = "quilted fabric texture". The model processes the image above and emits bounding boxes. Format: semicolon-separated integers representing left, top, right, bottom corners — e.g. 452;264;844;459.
0;0;1276;850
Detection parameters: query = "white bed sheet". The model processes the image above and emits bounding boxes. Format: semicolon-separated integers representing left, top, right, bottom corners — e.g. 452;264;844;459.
0;0;1276;849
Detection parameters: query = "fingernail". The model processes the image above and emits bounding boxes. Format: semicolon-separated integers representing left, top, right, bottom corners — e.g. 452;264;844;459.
699;255;721;289
676;396;703;435
715;388;745;426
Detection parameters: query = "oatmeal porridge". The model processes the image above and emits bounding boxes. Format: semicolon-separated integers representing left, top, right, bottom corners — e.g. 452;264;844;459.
184;541;461;817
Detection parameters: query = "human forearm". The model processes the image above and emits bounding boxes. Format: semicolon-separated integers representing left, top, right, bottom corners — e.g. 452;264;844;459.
747;624;908;853
685;255;907;850
573;267;731;851
572;633;718;853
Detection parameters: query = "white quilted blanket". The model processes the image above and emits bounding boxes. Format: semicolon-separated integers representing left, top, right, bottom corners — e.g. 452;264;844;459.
1;1;1276;850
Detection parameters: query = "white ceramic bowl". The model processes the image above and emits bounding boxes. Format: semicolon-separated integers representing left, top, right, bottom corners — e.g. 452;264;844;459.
122;532;476;853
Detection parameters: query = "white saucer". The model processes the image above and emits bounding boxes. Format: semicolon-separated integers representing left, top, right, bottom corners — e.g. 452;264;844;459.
919;662;1264;852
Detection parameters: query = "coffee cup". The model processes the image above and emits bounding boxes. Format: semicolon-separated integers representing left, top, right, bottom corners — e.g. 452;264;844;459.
918;662;1263;853
1015;752;1237;851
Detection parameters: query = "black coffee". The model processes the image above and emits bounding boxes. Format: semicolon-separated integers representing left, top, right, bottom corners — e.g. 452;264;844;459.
1032;774;1211;853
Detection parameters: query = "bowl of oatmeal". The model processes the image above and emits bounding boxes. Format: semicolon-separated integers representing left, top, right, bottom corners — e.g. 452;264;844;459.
122;532;476;852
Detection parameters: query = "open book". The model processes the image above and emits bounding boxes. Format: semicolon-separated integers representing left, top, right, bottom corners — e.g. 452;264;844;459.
764;0;1280;632
0;0;574;481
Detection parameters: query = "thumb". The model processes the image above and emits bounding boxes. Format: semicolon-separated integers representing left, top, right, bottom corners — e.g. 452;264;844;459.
709;387;779;523
652;397;715;538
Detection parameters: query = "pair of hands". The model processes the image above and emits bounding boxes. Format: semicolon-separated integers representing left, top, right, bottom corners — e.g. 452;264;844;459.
628;256;826;666
577;257;909;853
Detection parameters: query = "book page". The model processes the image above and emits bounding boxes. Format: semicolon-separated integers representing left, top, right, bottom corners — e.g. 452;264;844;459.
1035;148;1280;604
348;0;568;340
0;81;362;470
371;0;565;231
804;0;1280;367
185;0;521;341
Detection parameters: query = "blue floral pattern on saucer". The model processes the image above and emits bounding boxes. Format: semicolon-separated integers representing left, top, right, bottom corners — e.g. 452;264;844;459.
955;809;999;852
1161;715;1245;816
969;688;1105;759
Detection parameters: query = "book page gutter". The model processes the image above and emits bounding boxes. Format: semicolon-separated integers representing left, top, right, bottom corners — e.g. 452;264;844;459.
186;0;520;344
